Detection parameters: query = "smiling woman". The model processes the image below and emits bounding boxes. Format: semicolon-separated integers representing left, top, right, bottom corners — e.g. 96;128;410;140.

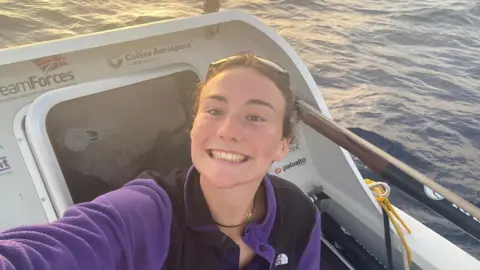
190;54;312;268
0;52;321;270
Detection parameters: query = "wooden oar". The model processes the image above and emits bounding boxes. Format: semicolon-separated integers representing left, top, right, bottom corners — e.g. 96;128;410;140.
299;100;480;241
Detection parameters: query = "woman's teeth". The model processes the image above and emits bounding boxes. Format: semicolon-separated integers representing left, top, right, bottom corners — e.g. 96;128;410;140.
210;150;247;163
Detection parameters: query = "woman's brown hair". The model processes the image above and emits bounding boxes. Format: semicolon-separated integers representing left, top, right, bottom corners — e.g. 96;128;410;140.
192;52;303;142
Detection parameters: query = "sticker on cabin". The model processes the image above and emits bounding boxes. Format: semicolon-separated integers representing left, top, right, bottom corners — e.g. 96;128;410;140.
0;156;12;175
268;132;320;192
0;54;76;103
274;157;307;175
106;42;192;70
33;55;69;74
270;134;311;176
288;140;300;153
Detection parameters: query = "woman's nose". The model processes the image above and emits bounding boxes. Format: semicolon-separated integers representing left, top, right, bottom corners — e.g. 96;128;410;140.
216;114;243;141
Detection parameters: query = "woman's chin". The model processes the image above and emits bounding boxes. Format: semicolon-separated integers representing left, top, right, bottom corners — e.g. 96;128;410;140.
194;156;262;189
198;157;247;173
201;171;245;189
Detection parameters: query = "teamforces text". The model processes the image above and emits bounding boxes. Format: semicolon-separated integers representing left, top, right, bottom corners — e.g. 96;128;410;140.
0;71;75;98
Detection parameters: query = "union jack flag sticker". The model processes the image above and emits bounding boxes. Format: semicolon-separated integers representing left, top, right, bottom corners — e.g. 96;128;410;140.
32;55;68;74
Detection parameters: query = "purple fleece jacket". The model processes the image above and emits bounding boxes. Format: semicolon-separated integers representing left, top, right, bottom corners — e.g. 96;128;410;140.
0;176;321;269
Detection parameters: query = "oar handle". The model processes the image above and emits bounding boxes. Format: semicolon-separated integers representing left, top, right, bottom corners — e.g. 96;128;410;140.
299;100;480;230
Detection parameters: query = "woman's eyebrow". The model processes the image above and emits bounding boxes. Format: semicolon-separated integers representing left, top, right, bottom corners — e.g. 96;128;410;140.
205;94;227;102
246;99;275;112
204;95;275;112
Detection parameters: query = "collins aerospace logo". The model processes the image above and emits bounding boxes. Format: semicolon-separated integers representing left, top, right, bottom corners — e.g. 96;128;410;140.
106;57;123;69
0;55;76;101
106;42;192;69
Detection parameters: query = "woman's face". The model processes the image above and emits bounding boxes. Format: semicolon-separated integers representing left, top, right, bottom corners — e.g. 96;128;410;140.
190;67;290;189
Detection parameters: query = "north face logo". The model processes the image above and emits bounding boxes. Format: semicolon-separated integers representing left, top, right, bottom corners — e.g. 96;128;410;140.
275;253;288;266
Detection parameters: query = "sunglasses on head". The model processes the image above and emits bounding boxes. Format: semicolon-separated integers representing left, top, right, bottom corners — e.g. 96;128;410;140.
206;53;290;83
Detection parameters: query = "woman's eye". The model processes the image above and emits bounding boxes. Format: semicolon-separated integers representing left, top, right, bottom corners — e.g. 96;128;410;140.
206;108;223;116
246;115;265;122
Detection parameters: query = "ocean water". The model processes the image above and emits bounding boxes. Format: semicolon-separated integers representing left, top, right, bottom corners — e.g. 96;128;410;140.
1;0;479;259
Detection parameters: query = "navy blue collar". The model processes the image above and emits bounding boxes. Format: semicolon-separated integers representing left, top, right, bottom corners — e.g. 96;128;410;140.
182;165;278;264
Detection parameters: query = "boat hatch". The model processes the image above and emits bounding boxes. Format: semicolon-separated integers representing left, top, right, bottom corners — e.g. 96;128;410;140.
23;67;199;216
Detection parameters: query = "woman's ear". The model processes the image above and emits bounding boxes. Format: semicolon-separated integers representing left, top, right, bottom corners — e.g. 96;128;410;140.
273;138;291;162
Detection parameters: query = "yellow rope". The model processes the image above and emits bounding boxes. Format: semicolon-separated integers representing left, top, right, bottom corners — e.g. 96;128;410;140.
365;179;412;267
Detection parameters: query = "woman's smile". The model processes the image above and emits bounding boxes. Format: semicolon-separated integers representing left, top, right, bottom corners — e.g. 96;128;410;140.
207;149;252;163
